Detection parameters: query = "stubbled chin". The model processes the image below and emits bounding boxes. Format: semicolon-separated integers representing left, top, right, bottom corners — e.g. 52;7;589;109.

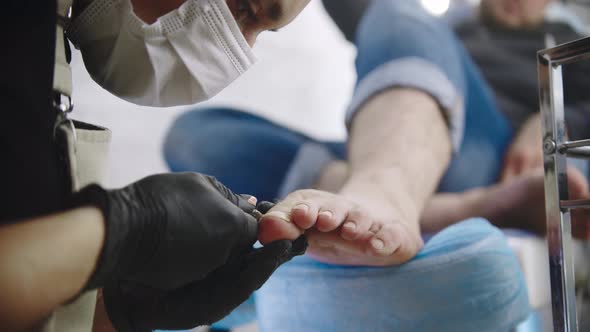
242;28;261;47
245;33;257;47
495;15;524;29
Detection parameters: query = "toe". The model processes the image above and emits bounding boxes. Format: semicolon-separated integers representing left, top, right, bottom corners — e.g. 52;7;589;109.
341;209;372;240
367;223;401;257
259;212;303;244
315;199;351;232
316;208;346;232
291;202;318;229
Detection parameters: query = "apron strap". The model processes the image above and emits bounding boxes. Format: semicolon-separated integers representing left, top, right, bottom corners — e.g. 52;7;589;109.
40;2;104;332
53;0;73;98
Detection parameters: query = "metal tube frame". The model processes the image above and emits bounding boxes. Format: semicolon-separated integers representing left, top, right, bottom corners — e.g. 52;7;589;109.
538;36;590;332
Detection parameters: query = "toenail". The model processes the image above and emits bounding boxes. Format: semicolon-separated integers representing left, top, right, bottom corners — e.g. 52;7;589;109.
319;210;333;218
371;238;384;250
294;204;309;213
343;222;356;231
263;211;291;222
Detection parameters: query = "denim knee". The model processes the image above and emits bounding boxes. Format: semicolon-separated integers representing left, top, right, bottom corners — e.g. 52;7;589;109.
355;0;464;88
255;219;530;332
163;107;240;173
348;0;466;150
163;107;313;200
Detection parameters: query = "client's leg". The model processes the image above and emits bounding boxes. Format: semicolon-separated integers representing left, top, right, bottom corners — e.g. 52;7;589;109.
259;0;473;264
261;2;465;257
259;90;449;266
256;219;530;332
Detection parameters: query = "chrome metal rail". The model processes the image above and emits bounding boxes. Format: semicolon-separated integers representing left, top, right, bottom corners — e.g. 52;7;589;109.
538;36;590;332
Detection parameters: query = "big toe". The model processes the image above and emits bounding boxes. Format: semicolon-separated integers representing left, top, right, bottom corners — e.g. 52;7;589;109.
259;212;303;244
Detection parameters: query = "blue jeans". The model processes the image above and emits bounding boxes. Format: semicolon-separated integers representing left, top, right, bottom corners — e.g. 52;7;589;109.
164;1;527;331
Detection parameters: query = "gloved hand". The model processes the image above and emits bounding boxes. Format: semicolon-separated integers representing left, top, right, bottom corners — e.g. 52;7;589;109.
103;236;308;332
69;172;259;291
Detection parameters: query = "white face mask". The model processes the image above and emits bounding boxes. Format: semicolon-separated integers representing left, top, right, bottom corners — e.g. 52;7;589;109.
67;0;256;107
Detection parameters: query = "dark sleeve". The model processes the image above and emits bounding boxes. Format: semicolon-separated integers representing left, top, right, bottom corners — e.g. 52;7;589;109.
0;0;69;223
562;45;590;141
563;61;590;104
321;0;371;42
553;24;590;105
565;103;590;141
528;23;590;141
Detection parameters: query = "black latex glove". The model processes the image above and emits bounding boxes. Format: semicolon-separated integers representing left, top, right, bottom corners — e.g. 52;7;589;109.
256;200;277;214
103;236;308;332
70;172;259;291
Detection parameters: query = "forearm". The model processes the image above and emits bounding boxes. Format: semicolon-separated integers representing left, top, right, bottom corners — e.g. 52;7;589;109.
420;190;485;233
0;207;105;331
501;112;543;181
339;88;452;228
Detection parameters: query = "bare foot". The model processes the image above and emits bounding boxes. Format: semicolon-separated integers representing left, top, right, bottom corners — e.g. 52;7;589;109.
258;189;423;266
480;167;590;239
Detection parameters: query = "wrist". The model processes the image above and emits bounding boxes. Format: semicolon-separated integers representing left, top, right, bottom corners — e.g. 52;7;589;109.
101;187;166;284
68;185;117;290
68;184;160;290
